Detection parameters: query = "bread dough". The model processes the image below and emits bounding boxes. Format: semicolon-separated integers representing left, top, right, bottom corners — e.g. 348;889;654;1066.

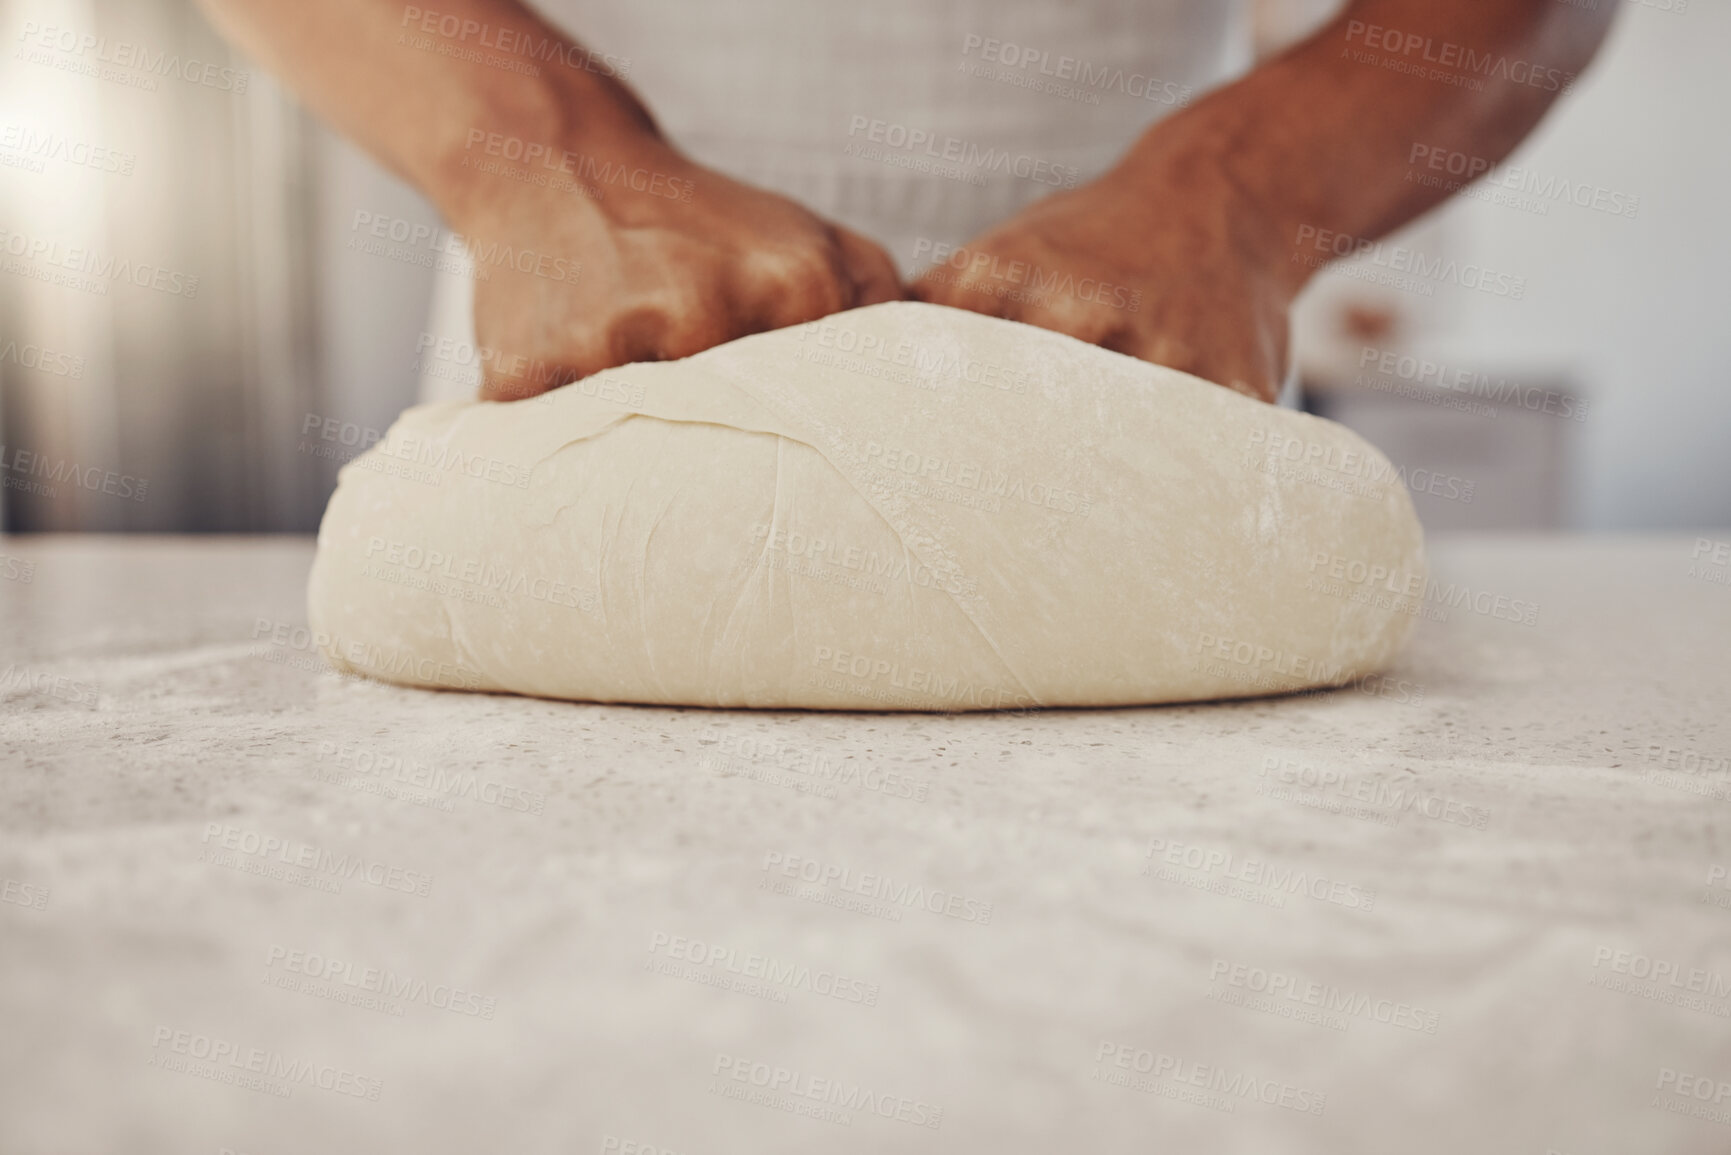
308;301;1424;710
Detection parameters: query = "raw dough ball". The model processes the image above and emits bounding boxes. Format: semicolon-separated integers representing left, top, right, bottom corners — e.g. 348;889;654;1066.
308;302;1424;710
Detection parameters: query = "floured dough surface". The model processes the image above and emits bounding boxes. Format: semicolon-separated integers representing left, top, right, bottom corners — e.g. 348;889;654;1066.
308;301;1424;710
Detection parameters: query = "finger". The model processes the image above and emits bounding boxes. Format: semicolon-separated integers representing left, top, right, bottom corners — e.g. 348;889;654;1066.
1101;316;1196;365
478;304;667;403
481;363;576;402
1025;292;1121;345
909;269;1011;318
480;339;637;404
1105;331;1271;401
474;275;614;400
652;291;739;363
907;272;955;306
732;246;850;333
833;227;906;307
476;331;583;402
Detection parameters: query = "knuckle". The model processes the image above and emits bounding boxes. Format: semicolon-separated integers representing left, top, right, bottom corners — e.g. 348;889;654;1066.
659;317;732;361
756;245;846;311
609;287;734;361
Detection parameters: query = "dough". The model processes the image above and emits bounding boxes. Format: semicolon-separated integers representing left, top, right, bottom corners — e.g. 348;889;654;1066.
308;301;1425;710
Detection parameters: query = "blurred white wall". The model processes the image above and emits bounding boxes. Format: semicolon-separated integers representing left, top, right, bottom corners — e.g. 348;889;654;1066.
2;0;1725;533
303;132;437;513
0;0;324;531
1292;0;1731;530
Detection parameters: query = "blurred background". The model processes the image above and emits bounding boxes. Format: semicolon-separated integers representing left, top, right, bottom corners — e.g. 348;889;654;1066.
0;0;1725;535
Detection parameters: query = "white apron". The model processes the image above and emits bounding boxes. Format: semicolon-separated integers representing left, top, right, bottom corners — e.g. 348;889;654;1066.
418;0;1257;402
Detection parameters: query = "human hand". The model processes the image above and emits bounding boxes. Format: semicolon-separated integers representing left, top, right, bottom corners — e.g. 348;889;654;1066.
912;147;1295;403
449;126;904;400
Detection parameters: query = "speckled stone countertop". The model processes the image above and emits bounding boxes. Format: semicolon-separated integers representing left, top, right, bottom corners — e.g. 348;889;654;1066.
2;534;1729;1155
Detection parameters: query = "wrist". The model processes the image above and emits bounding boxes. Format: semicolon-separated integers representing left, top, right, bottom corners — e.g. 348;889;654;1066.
1110;121;1304;302
426;67;661;232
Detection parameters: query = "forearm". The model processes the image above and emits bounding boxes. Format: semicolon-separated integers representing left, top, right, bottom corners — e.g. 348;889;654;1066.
1119;0;1617;291
193;0;654;221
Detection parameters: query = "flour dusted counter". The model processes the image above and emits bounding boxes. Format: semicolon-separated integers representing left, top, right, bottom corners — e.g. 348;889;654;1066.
2;535;1728;1154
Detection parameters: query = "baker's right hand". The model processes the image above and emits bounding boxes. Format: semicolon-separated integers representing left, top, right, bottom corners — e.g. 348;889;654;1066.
447;127;904;401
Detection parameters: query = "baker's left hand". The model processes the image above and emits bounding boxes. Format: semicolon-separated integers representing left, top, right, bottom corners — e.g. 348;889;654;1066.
911;151;1295;403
